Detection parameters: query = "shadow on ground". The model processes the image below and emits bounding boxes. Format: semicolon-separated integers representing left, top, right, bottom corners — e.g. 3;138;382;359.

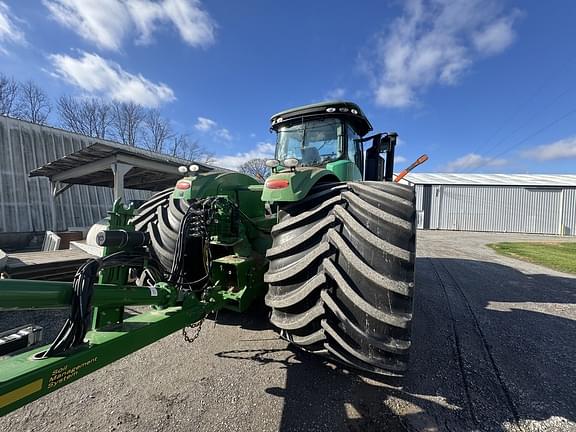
1;257;574;431
217;257;576;432
216;345;422;432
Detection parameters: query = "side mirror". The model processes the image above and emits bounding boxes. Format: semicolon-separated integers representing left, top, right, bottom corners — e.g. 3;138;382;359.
381;133;397;181
379;132;398;153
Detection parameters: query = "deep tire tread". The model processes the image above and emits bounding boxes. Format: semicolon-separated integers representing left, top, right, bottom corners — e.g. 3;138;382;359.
130;191;192;273
265;181;416;376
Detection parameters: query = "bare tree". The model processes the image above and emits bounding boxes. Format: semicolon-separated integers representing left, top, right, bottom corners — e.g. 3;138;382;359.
0;74;19;116
17;80;51;124
203;152;216;165
57;95;113;138
170;133;200;159
169;133;214;163
142;109;174;153
111;101;145;146
238;158;269;182
169;133;188;157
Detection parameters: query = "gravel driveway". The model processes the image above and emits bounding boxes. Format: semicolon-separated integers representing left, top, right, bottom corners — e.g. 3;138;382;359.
1;231;575;432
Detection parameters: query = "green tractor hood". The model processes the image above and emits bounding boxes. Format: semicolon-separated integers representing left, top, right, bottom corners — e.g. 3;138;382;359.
261;167;339;202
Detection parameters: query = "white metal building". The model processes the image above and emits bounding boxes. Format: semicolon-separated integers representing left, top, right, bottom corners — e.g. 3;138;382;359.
0;115;217;243
403;173;576;236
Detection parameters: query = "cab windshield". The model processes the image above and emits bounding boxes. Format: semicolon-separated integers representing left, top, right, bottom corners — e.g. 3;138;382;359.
276;118;342;166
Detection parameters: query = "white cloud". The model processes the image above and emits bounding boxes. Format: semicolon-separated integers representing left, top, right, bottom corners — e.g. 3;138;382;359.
365;0;519;108
215;128;232;141
161;0;215;47
194;116;232;141
213;142;275;170
472;16;517;54
325;88;346;100
444;153;506;172
43;0;215;51
521;136;576;161
50;51;175;107
0;1;25;53
194;116;217;131
44;0;130;51
126;0;166;45
395;155;408;164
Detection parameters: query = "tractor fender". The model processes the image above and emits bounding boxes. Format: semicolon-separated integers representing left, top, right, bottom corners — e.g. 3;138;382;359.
261;167;339;203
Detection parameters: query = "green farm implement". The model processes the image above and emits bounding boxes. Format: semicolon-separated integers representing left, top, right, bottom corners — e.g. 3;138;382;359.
0;101;418;416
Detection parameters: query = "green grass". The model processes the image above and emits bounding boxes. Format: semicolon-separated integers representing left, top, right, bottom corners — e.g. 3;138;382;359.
488;242;576;274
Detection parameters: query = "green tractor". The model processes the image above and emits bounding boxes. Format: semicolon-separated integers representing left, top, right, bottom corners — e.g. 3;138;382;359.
0;101;416;416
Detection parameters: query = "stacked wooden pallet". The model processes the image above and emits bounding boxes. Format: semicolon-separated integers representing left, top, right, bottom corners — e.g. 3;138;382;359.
1;249;94;281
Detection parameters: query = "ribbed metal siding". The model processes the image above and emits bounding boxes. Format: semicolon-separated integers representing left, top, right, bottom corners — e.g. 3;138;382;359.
0;116;150;233
429;185;442;230
432;185;570;235
562;188;576;236
414;184;424;229
415;184;424;210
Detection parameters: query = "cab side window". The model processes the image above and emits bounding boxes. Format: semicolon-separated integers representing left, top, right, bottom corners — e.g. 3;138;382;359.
347;125;362;170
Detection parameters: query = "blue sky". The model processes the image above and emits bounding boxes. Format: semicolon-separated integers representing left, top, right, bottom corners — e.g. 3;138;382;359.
0;0;575;173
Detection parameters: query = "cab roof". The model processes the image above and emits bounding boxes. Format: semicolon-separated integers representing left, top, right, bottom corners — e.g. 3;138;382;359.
270;101;373;137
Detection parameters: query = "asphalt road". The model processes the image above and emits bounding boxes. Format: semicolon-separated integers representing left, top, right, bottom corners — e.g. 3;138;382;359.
1;231;575;432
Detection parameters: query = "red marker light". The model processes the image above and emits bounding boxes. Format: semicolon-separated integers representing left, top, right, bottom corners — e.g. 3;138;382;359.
265;179;290;189
176;181;191;190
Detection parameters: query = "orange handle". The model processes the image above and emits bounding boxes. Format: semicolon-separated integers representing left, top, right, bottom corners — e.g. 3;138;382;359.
394;154;429;183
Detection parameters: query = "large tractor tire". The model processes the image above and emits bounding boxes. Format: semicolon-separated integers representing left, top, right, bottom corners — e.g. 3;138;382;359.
130;188;192;273
264;181;416;376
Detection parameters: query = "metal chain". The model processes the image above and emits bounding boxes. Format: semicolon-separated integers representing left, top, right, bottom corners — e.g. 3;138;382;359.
182;318;204;343
180;198;221;344
181;280;213;343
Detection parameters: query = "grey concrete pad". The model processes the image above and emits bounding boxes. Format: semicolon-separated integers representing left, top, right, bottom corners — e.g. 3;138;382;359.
0;231;574;431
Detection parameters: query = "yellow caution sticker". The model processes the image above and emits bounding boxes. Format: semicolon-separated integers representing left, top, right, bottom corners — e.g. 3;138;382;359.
0;379;43;409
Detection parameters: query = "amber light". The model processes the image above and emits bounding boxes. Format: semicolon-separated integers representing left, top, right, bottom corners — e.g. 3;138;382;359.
265;179;289;189
176;181;191;190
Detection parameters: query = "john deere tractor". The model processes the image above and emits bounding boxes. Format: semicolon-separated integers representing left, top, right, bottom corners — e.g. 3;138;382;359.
0;101;416;416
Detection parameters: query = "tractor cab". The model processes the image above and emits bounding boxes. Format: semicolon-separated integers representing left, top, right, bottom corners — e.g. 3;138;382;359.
268;101;397;183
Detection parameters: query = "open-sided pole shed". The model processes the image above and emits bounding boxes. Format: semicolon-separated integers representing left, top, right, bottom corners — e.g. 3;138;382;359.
29;141;220;202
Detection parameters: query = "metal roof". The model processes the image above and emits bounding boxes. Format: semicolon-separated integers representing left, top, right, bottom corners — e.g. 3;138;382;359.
402;173;576;187
30;141;224;191
269;100;373;136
